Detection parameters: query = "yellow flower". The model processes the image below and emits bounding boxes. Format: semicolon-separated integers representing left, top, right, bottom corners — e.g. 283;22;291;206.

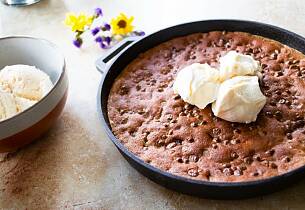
64;12;94;32
110;13;134;35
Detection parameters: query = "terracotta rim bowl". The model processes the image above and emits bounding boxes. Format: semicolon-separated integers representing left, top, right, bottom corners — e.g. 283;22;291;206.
0;36;68;152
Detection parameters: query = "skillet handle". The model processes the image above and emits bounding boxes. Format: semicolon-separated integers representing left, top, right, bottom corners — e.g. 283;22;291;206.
95;36;141;73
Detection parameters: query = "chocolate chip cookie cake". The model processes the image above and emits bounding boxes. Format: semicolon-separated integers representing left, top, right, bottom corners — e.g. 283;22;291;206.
107;31;305;182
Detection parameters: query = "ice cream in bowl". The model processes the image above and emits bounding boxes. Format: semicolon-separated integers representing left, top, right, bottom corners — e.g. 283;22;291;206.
0;36;68;152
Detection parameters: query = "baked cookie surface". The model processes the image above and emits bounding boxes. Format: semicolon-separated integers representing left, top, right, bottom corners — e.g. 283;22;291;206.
107;31;305;182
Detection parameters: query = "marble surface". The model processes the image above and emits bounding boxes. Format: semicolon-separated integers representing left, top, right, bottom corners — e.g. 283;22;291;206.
0;0;305;209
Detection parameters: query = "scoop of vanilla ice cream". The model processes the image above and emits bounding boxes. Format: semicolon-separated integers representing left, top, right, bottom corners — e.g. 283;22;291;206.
212;76;266;123
173;63;220;109
15;97;37;112
0;65;53;101
219;51;261;81
0;90;18;121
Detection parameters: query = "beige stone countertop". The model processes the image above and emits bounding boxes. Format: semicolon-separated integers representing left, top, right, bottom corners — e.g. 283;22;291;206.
0;0;305;209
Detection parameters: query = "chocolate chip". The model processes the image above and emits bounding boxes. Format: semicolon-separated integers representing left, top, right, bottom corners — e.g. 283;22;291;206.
191;55;197;60
253;154;261;161
231;139;240;144
265;111;273;117
251;171;259;176
286;133;292;140
137;109;146;115
188;138;195;143
298;71;303;77
212;137;221;143
170;119;177;124
119;85;129;95
222;163;231;168
231;152;239;159
212;128;221;135
223;168;233;176
177;158;183;163
238;165;247;171
163;123;169;128
261;160;269;167
218;39;224;47
223;140;229;145
231;123;238;128
296;114;303;120
234;169;243;176
156;140;165;147
192;108;199;114
296;120;305;128
193;114;200;119
275;71;283;77
173;95;181;100
167;114;173;121
179;112;186;117
282;156;291;163
212;144;218;149
265;149;275;156
285;100;292;106
270;101;276;106
166;142;176;149
160;66;171;75
182;157;189;164
174;138;182;145
274;111;282;120
188;168;199;177
244;157;253;164
135;85;141;91
261;63;268;69
279;99;286;104
119;109;127;115
204;170;211;179
233;128;241;134
270;53;277;60
189;155;199;162
225;42;231;48
198;120;208;125
270;162;278;169
184;104;192;110
191;122;198;127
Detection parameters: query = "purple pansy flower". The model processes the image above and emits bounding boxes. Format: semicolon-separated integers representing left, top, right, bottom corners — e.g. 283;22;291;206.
100;42;107;49
73;38;82;48
91;27;100;36
104;36;111;45
138;31;145;36
134;31;145;36
104;23;111;31
95;36;103;43
95;8;103;17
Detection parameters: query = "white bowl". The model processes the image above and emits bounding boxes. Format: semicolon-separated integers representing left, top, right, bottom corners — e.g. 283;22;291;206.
0;36;68;152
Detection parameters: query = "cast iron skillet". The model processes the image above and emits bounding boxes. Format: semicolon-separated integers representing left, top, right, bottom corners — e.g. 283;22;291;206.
96;20;305;199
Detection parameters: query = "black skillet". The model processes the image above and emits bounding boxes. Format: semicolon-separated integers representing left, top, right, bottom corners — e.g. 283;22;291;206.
96;20;305;199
